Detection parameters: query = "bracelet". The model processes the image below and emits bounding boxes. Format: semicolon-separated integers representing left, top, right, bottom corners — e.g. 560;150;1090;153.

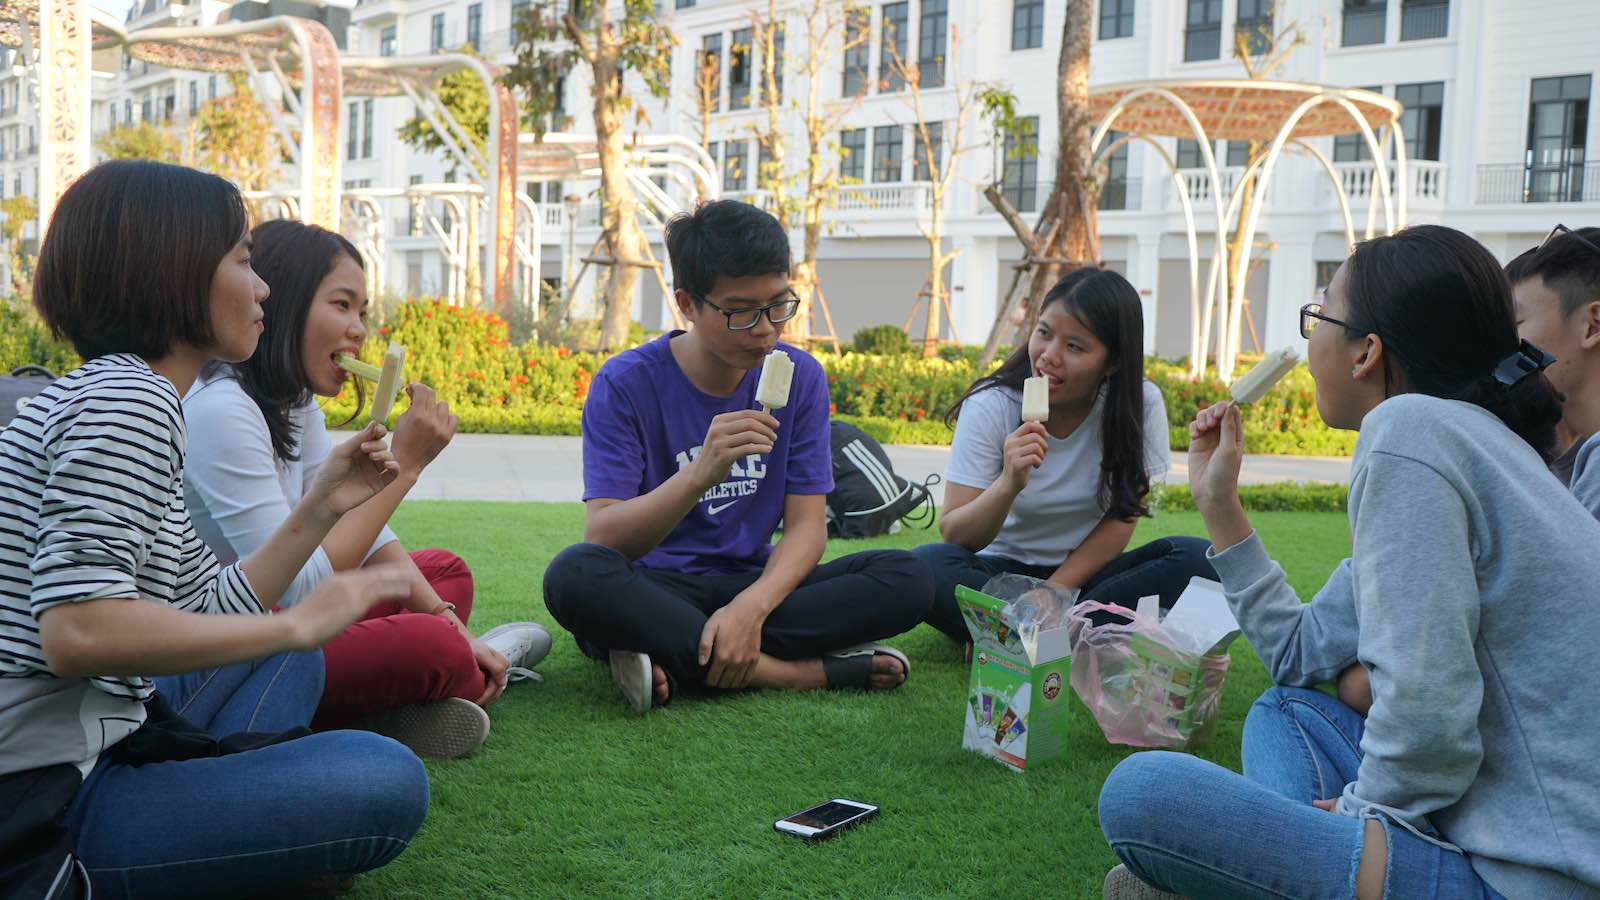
428;601;457;617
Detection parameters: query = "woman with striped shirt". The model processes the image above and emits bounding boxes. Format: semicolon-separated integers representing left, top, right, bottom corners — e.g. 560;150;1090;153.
0;161;428;898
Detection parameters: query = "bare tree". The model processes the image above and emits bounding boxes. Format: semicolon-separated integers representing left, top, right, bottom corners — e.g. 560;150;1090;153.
506;1;675;350
748;1;795;230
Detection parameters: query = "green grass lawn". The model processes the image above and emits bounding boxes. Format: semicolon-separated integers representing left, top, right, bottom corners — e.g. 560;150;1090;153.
359;503;1350;899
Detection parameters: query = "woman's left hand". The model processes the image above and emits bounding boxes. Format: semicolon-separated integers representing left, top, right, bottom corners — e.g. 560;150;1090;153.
309;422;398;518
466;632;509;706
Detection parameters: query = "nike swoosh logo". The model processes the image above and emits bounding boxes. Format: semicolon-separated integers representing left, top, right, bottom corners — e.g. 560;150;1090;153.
707;499;741;515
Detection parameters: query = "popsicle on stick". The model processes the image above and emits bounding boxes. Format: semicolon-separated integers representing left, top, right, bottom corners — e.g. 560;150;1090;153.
337;342;408;425
1228;346;1301;405
754;349;795;413
1021;375;1050;423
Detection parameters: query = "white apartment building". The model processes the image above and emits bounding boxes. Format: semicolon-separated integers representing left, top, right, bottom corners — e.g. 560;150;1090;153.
9;0;1599;358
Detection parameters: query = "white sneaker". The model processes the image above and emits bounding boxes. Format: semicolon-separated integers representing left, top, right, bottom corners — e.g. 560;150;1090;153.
609;649;653;715
479;622;551;683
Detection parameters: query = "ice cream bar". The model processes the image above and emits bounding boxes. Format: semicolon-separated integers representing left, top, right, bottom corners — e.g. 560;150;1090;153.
335;354;382;382
1021;375;1049;422
754;349;795;412
367;343;407;425
1229;346;1301;404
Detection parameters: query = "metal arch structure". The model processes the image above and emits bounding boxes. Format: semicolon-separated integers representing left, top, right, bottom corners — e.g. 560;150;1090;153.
3;0;127;238
338;54;519;313
125;16;344;228
1088;79;1407;379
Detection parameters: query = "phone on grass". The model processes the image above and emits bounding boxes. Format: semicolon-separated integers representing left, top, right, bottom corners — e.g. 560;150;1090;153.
773;799;879;840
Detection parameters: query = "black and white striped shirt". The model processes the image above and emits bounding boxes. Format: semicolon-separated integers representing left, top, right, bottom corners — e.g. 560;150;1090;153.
0;354;261;775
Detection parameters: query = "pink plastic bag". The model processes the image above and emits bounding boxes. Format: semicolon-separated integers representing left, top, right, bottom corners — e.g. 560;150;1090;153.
1066;601;1231;751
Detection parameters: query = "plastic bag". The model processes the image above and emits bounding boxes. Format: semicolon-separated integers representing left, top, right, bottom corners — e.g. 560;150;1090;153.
980;573;1078;650
1066;600;1231;751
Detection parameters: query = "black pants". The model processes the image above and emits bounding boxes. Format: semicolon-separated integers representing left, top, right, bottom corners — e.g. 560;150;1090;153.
542;543;934;692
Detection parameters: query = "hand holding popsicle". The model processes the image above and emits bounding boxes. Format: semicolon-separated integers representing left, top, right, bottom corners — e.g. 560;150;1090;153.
691;410;778;492
1001;422;1050;491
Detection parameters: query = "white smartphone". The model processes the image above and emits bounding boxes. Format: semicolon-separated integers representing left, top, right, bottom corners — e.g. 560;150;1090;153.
773;798;879;840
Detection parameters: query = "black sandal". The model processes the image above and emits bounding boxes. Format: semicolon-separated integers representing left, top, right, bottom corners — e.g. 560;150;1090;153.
821;644;910;690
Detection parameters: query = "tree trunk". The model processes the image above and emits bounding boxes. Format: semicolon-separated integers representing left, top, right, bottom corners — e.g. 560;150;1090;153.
1030;0;1099;309
591;23;643;350
791;202;822;343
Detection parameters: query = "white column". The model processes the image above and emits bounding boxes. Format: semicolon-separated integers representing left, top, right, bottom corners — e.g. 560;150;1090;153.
951;236;997;347
39;0;93;238
1264;237;1315;352
1131;233;1163;356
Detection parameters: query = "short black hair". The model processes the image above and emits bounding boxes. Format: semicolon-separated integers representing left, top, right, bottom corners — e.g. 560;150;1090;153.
664;199;790;301
34;160;248;360
1504;226;1600;318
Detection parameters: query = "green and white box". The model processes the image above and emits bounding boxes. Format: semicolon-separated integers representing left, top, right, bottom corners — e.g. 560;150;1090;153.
956;584;1073;772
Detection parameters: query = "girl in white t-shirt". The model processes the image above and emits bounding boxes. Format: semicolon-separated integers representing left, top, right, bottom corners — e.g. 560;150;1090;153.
914;267;1214;641
181;220;548;759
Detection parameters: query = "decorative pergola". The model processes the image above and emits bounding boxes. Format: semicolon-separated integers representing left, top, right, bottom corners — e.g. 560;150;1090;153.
339;54;520;312
5;0;126;237
124;17;344;228
1089;79;1406;379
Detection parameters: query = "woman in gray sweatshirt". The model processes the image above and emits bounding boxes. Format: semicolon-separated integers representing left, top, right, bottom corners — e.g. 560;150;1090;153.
1099;225;1600;900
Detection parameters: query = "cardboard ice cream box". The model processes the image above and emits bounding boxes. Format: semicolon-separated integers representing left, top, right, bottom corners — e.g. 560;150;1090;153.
956;584;1073;772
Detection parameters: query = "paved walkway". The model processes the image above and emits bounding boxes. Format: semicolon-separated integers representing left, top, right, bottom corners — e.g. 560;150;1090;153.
394;433;1351;504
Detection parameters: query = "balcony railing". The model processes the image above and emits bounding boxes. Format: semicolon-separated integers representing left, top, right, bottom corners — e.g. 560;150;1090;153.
1476;161;1600;204
834;182;933;212
1399;0;1448;41
1335;159;1446;206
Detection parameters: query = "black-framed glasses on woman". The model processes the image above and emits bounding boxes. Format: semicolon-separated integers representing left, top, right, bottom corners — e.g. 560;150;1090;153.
699;289;802;331
1300;302;1357;339
1533;223;1600;260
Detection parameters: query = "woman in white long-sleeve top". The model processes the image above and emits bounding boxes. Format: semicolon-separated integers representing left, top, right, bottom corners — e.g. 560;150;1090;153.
1099;225;1600;900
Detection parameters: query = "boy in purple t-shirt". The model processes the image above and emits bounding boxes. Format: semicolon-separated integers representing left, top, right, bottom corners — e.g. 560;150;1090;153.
542;200;933;713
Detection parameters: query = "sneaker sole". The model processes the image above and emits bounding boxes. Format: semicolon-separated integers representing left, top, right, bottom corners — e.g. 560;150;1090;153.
609;650;653;715
353;697;490;759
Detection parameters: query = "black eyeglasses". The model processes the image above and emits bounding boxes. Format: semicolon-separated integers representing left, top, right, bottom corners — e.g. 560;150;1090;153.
1299;302;1359;339
699;290;801;331
1534;223;1600;260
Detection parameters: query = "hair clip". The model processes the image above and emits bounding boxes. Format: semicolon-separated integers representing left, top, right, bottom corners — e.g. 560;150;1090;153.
1491;340;1556;387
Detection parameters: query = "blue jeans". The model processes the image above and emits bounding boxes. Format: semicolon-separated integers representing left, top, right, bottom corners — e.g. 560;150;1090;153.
1098;687;1507;899
914;536;1216;641
66;650;429;900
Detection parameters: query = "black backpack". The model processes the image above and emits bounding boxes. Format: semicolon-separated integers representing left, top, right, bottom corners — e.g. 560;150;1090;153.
825;421;937;539
1;366;55;430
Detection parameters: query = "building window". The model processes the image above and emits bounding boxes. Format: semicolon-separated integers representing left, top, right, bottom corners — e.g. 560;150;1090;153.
701;33;723;112
840;128;866;180
1236;0;1273;56
430;13;445;53
1315;261;1341;293
872;125;903;182
1184;0;1223;62
729;27;752;109
380;25;396;56
361;98;374;159
1176;138;1204;169
467;4;481;49
879;2;908;92
141;96;151;122
1333;85;1381;161
1098;131;1131;210
1525;74;1590;203
1226;140;1251;167
917;0;946;89
706;141;721;184
676;0;696;7
1013;0;1044;49
769;25;785;102
843;8;871;97
208;75;217;99
1395;81;1443;161
347;102;360;160
124;99;131;122
1099;0;1133;40
913;121;942;181
1000;115;1039;212
164;92;175;120
188;81;198;116
1399;0;1447;41
723;139;748;191
108;105;115;128
1341;0;1385;46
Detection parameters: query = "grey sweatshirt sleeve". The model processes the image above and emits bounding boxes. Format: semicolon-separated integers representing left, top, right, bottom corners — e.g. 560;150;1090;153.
1336;450;1485;829
1206;537;1360;687
1568;432;1600;522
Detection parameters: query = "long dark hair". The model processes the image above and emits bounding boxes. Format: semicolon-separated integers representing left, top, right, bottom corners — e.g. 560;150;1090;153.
231;219;365;461
946;267;1151;520
1342;224;1563;460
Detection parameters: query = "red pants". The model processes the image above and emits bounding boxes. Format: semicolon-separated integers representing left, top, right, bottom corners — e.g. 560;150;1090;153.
310;549;487;730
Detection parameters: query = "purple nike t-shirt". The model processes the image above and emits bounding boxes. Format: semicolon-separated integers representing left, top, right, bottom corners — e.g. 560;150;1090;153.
581;333;834;575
